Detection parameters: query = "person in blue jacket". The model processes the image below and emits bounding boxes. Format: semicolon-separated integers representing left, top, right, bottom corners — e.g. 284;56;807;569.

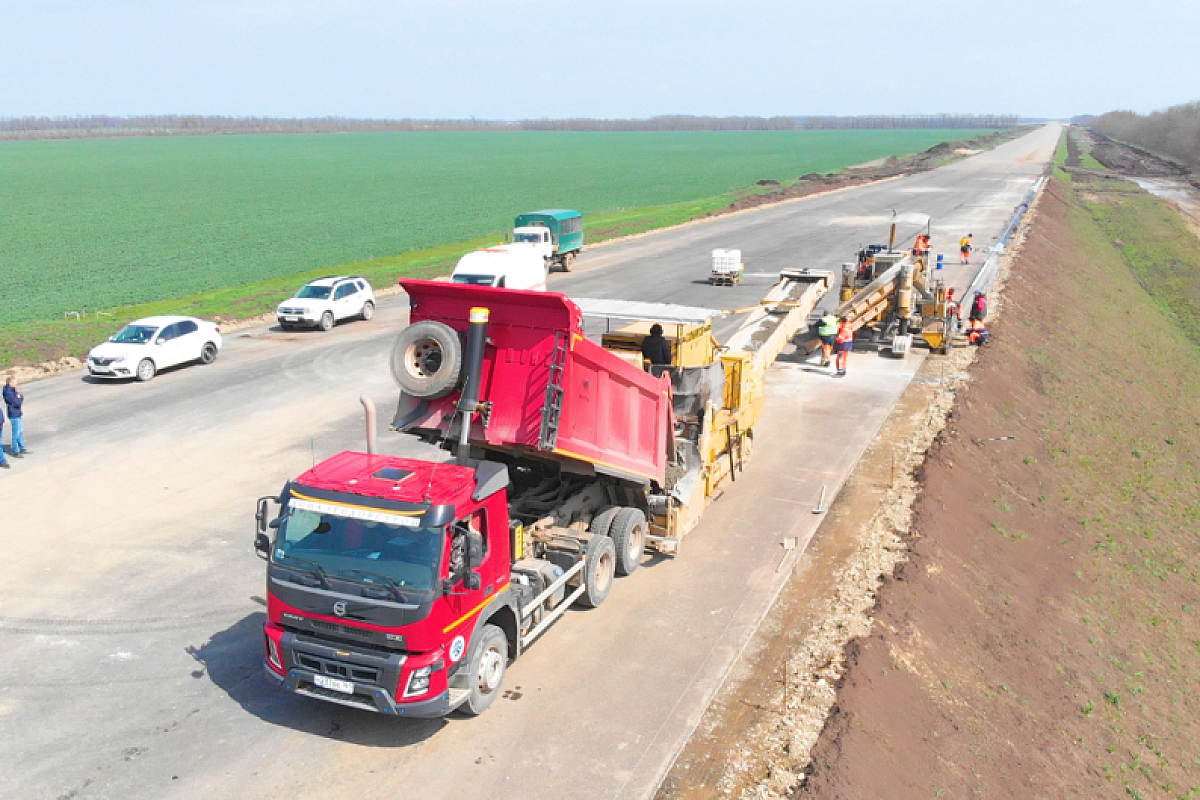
0;404;8;468
3;376;28;458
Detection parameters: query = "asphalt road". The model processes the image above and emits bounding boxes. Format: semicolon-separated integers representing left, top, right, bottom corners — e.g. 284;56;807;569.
0;123;1060;800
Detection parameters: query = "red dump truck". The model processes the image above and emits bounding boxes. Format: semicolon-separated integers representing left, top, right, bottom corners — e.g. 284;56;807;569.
253;274;829;717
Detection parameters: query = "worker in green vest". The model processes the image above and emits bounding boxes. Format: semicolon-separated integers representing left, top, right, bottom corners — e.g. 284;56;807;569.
817;311;839;368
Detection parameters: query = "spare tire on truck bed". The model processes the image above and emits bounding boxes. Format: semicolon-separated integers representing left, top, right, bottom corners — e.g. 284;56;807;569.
390;320;463;399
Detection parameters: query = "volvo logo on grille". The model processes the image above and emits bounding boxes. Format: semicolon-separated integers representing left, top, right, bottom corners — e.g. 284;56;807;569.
332;601;348;617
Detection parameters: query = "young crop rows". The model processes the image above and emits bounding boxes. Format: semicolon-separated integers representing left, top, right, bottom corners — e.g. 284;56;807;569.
2;130;981;325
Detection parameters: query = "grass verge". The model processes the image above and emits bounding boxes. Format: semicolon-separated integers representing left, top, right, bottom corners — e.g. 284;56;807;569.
1073;176;1200;346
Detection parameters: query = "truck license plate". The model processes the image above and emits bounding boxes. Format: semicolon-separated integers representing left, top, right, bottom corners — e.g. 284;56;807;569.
314;674;354;694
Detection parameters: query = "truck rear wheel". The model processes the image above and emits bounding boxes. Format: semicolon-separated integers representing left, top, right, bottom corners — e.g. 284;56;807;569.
609;508;646;576
577;535;616;608
390;320;464;399
589;507;620;539
460;624;508;716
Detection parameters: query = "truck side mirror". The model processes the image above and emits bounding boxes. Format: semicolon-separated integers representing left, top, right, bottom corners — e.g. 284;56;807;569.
254;533;271;560
465;572;482;591
466;532;484;567
255;497;272;534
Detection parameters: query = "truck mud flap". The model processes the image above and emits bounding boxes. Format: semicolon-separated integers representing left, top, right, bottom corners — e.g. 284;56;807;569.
390;392;430;431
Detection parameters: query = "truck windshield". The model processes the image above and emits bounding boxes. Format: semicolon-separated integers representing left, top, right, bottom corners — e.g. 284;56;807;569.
273;504;443;592
451;274;499;286
513;232;541;243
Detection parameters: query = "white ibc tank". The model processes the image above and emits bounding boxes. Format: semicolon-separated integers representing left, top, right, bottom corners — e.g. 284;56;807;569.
711;248;742;274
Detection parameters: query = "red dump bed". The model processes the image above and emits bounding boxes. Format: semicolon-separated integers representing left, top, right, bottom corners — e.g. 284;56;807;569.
397;280;671;485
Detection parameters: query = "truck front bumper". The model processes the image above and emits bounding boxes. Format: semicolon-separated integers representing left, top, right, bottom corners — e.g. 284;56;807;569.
263;663;456;718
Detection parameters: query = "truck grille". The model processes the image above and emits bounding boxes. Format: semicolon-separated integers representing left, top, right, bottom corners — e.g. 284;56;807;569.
307;618;374;640
295;652;382;685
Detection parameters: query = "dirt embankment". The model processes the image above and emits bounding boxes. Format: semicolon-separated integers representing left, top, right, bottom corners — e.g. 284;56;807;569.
795;176;1200;799
716;129;1027;214
1087;130;1192;179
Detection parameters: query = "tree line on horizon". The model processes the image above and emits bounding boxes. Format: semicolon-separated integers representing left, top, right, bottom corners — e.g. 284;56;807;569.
0;113;1020;140
1089;102;1200;171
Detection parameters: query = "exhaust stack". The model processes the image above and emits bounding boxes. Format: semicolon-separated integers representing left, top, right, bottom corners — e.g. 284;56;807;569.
360;395;377;454
456;306;490;464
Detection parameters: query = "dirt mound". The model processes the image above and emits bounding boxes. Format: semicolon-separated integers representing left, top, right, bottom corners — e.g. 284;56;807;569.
795;177;1200;799
716;129;1026;215
1087;130;1189;177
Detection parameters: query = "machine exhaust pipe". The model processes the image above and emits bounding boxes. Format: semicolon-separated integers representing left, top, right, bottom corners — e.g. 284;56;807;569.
360;395;377;455
456;306;490;464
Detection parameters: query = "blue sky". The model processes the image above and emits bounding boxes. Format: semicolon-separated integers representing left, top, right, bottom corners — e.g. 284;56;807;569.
2;0;1194;119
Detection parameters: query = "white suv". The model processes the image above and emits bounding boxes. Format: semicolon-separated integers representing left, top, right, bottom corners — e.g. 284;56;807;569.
276;276;376;331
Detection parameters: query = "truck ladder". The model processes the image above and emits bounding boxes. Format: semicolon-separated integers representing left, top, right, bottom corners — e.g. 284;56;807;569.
538;331;570;451
727;418;742;481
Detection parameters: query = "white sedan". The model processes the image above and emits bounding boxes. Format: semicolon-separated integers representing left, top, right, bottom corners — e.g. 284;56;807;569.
87;316;223;382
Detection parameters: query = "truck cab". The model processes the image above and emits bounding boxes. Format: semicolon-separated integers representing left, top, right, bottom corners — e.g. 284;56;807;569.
512;209;583;272
512;225;553;253
451;245;548;291
257;453;529;717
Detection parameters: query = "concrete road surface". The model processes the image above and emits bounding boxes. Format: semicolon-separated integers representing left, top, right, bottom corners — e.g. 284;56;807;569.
0;123;1059;800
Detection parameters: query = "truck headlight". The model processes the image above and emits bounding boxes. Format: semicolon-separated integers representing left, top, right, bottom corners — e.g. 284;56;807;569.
265;634;282;671
404;665;432;697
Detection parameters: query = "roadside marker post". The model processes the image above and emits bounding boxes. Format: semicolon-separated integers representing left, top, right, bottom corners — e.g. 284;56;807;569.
812;484;827;514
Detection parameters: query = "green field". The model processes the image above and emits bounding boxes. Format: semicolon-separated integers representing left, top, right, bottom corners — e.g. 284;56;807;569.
3;129;987;329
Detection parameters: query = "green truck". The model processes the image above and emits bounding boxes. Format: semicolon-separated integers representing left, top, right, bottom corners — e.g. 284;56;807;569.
512;209;583;272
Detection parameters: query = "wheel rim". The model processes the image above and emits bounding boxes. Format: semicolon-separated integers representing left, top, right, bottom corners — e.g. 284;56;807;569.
628;524;645;563
322;313;333;329
405;338;444;378
596;549;615;590
477;646;505;693
202;345;215;362
363;303;374;319
138;361;153;380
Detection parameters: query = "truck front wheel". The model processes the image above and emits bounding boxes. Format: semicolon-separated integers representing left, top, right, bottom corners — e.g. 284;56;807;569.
578;535;616;608
460;624;508;716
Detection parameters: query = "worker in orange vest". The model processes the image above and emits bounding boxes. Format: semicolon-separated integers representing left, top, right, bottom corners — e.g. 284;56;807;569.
834;317;854;377
959;233;973;264
967;317;989;345
913;233;930;258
